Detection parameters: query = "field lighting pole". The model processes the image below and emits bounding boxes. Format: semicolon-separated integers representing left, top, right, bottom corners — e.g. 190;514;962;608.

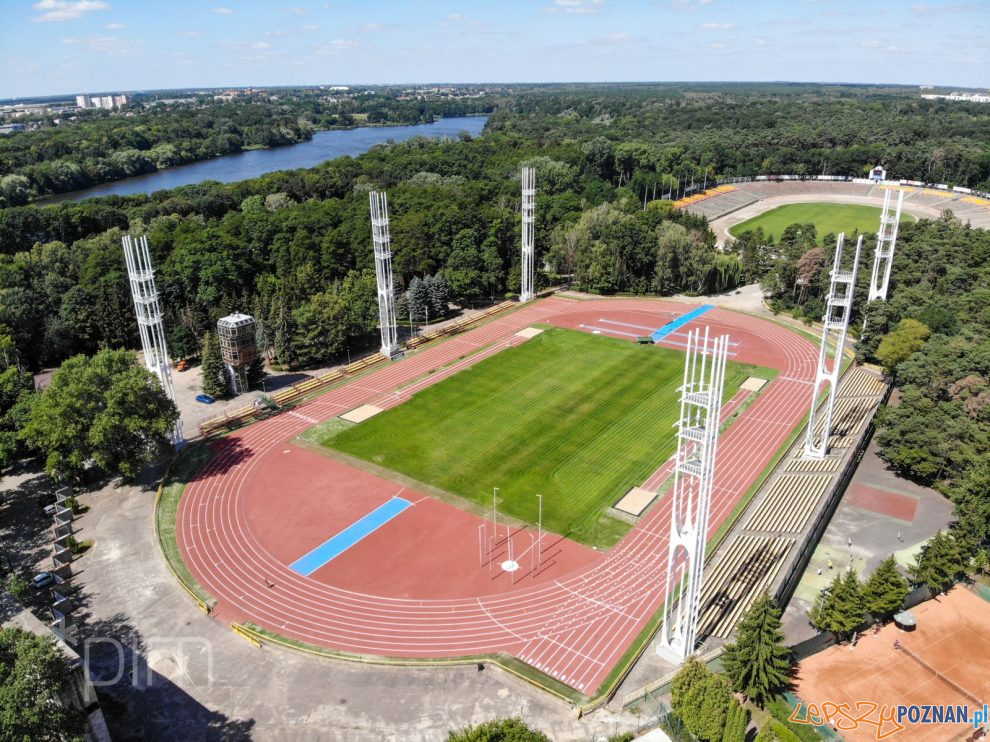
658;327;729;664
369;190;399;358
804;234;862;459
867;189;904;305
520;166;536;302
122;234;183;447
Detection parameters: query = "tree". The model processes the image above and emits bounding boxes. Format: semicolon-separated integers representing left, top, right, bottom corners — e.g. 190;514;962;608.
200;332;227;399
22;349;179;480
722;699;749;742
875;319;930;374
446;718;550;741
721;590;792;706
910;530;963;597
862;556;909;620
671;658;734;742
0;627;87;741
808;568;865;641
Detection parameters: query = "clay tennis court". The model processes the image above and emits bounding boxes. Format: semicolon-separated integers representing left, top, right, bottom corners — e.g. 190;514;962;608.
177;296;818;694
794;587;990;741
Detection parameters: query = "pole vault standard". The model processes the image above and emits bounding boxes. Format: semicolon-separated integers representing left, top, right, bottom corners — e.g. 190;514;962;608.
657;327;730;663
520;166;536;302
122;234;183;446
804;234;863;459
369;191;399;358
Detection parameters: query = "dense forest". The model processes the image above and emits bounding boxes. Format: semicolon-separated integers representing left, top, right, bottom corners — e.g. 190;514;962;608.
731;212;990;572
0;87;497;204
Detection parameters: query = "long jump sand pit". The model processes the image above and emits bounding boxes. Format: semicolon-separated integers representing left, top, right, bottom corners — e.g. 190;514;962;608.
794;587;990;741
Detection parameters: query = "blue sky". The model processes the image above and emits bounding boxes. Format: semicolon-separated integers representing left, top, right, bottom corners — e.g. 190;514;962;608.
1;0;987;99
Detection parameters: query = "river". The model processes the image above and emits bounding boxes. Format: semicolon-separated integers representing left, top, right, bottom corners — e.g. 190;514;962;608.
41;116;488;204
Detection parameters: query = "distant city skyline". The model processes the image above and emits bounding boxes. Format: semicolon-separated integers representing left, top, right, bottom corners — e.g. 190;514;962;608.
1;0;987;99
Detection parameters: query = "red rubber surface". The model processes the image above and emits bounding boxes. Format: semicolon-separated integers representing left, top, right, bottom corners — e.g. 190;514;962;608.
845;483;919;523
177;297;817;694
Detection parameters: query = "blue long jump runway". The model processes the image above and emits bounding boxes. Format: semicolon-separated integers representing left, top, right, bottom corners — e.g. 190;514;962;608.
651;304;715;342
290;496;412;576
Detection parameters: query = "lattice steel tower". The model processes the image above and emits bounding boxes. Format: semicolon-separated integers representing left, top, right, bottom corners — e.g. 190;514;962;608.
804;234;863;459
369;191;399;358
520;166;535;302
122;234;183;445
658;327;730;663
867;189;903;303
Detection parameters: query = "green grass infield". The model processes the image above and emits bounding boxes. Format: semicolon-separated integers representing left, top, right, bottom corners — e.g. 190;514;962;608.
317;327;768;548
729;202;915;245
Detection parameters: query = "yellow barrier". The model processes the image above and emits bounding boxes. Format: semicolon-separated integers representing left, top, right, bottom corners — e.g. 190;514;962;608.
231;623;263;648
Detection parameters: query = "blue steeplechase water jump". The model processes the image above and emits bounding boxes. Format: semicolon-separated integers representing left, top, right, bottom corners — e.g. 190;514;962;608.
651;304;715;342
290;496;412;576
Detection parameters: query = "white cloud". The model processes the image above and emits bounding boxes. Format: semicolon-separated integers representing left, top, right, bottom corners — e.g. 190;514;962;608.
300;24;318;31
544;0;604;15
32;0;110;23
702;22;734;29
252;41;271;48
180;30;201;36
361;23;384;32
61;35;143;55
104;21;125;29
282;6;308;15
447;13;467;21
315;39;357;54
911;2;980;14
213;6;234;14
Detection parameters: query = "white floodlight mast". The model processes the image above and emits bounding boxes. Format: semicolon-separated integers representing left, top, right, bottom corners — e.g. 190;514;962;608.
804;234;863;459
520;166;536;302
369;191;399;358
868;189;903;303
122;235;183;446
658;327;730;663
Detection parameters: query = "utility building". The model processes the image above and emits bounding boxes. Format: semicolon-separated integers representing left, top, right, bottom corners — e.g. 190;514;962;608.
217;313;258;396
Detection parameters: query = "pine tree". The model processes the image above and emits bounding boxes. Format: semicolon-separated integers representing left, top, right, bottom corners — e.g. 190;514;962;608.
200;332;227;399
911;530;962;597
722;590;791;706
687;673;733;742
426;272;450;319
862;556;909;620
271;293;296;369
722;699;749;742
406;276;426;322
809;567;865;641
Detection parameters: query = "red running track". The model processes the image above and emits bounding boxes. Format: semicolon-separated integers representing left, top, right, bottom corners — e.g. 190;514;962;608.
176;297;818;694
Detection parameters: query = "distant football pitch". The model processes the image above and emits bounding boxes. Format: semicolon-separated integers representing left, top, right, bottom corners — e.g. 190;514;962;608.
729;202;915;245
320;327;766;548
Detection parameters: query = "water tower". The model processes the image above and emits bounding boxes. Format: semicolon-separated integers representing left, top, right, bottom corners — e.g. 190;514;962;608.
217;312;258;396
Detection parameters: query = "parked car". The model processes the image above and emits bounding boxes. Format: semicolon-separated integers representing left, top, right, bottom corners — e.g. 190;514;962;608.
195;394;216;404
43;503;58;516
32;572;55;590
37;492;56;509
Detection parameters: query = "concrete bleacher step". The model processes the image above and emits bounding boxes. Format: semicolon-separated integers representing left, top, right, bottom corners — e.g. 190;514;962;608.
746;474;831;534
698;534;793;638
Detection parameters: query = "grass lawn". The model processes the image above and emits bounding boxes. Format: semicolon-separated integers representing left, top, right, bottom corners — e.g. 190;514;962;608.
729;202;915;245
319;327;767;548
